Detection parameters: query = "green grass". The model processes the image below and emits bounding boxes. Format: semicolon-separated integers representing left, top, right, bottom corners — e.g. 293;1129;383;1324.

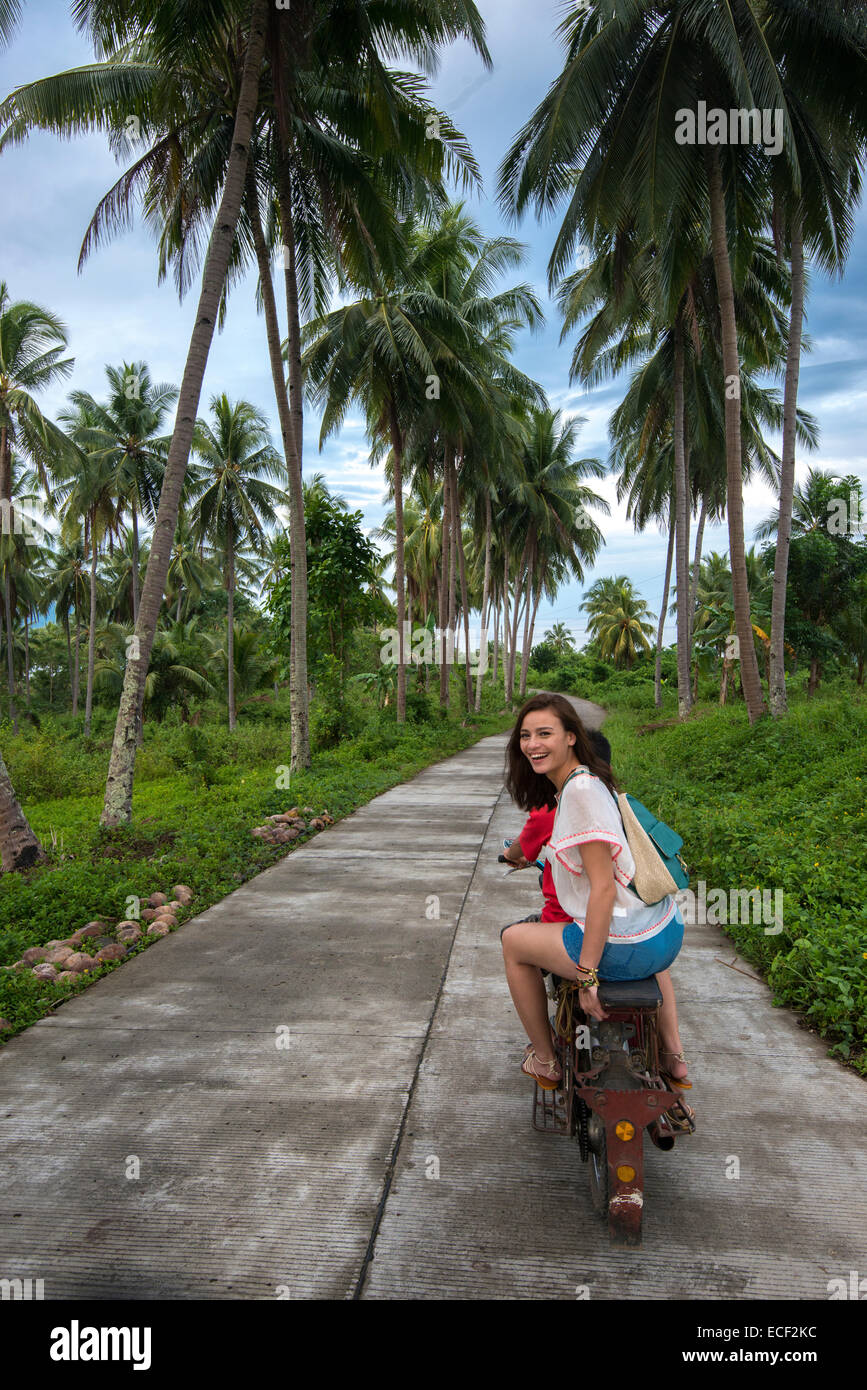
600;695;867;1075
0;680;514;1040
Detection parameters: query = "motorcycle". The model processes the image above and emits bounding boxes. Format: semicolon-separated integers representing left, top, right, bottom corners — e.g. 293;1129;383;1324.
498;843;694;1246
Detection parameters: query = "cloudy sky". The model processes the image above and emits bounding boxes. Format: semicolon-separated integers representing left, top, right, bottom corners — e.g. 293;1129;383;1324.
2;0;865;646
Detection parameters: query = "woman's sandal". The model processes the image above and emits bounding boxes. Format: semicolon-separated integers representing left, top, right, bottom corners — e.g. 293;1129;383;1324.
659;1048;692;1090
521;1045;562;1091
659;1050;696;1133
663;1095;696;1134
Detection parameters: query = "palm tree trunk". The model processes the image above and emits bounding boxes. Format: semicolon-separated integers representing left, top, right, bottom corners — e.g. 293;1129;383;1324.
277;199;311;767
0;745;43;870
84;516;98;735
673;317;691;720
100;0;269;826
707;145;766;723
655;511;675;708
269;30;311;766
525;582;543;669
227;537;236;731
688;495;707;653
508;533;531;703
439;448;451;707
688;494;706;703
502;550;511;688
447;446;458;705
388;399;407;722
176;588;182;623
510;587;528;700
72;597;80;719
770;214;804;718
0;426;9;503
24;608;30;710
64;612;72;702
130;501;140;624
492;586;500;685
3;570;17;734
474;491;492;711
248;168;312;744
450;448;473;709
520;569;542;700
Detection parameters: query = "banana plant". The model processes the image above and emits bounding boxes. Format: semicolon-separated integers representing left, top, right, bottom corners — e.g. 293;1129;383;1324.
349;662;397;709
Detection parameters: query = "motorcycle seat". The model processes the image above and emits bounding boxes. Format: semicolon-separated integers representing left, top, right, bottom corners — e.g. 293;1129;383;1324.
597;976;663;1009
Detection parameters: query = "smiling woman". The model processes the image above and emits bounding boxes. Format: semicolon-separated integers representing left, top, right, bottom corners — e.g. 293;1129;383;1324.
500;692;692;1113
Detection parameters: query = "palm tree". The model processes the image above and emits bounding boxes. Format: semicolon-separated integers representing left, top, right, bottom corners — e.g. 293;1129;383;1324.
0;281;76;503
762;3;867;717
833;572;867;687
581;577;656;670
0;0;272;818
43;529;88;713
165;510;218;623
0;2;23;46
95;617;215;723
372;474;444;688
64;361;176;624
497;0;818;722
399;207;546;708
543;622;575;658
510;408;607;700
205;623;277;711
301;209;481;722
0;747;43;870
755;468;859;541
463;401;531;710
98;6;487;764
0;286;46;861
55;399;120;736
692;548;779;701
190;394;285;729
3;0;491;809
0;284;77;736
101;530;150;625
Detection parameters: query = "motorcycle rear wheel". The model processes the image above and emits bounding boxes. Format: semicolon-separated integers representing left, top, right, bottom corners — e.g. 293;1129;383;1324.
588;1122;609;1215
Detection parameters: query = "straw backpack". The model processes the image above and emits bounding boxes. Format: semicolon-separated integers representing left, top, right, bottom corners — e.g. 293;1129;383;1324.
558;767;689;905
615;791;689;905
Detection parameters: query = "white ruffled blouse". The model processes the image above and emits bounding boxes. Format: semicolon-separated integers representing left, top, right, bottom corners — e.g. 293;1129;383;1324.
546;766;677;943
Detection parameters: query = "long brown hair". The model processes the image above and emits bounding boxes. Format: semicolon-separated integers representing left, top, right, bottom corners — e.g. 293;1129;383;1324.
504;693;618;811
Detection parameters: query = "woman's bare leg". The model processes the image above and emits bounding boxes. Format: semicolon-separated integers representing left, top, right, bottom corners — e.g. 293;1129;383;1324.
657;968;688;1079
501;920;583;1061
501;925;690;1081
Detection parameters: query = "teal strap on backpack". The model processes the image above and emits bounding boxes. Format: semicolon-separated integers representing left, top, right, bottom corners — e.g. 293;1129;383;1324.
623;794;689;893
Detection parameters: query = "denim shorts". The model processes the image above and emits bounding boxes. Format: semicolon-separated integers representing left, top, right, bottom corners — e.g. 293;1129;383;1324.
561;909;684;980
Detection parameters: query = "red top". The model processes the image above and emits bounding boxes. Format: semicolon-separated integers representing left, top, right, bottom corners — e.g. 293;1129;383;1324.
518;806;571;923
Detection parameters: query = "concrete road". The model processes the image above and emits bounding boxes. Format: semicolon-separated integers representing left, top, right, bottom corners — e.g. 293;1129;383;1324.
1;696;864;1300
